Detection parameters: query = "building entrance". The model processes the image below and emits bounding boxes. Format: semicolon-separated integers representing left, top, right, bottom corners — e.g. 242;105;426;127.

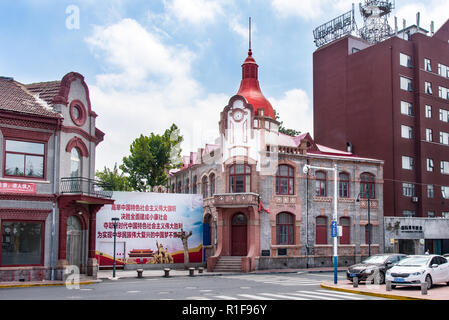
66;215;82;268
231;213;247;256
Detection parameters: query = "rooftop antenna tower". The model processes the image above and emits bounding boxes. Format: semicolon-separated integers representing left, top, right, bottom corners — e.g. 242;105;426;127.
359;0;395;44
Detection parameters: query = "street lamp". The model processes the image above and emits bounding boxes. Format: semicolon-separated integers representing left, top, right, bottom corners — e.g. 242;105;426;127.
303;163;339;284
111;217;120;279
356;191;371;258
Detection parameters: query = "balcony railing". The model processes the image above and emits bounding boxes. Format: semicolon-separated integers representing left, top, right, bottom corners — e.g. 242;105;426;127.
213;192;259;208
60;177;113;199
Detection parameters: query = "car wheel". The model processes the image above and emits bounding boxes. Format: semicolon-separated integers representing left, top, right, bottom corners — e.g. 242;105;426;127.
391;285;396;289
425;275;433;289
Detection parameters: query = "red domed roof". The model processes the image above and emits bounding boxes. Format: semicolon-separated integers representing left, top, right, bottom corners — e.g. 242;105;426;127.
236;49;275;119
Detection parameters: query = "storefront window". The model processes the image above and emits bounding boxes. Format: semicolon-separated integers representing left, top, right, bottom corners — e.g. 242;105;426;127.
1;221;43;266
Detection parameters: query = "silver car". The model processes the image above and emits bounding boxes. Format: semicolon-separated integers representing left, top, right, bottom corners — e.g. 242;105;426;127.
385;255;449;289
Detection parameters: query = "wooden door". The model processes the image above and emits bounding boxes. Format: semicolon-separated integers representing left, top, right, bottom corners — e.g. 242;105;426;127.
66;216;82;268
231;213;247;256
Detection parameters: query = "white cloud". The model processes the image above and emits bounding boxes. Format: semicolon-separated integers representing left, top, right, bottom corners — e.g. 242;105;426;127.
163;0;225;25
271;0;354;21
86;19;227;171
269;88;313;136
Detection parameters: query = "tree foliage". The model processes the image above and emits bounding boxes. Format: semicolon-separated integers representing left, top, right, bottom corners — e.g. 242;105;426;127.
120;124;183;192
274;109;301;137
95;163;131;191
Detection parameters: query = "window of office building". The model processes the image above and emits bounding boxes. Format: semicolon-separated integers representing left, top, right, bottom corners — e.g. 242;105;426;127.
425;105;432;118
424;58;432;72
400;53;413;68
442;186;449;199
425;82;433;95
402;156;414;170
427;158;434;172
428;211;435;218
403;210;415;217
426;128;433;142
400;101;413;116
438;63;449;78
401;125;413;139
428;185;435;198
402;183;415;197
440;132;449;145
400;77;413;92
441;161;449;175
439;86;449;100
440;109;449;122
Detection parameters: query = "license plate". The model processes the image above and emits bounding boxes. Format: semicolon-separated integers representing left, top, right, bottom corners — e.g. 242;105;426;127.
349;273;357;277
394;277;405;282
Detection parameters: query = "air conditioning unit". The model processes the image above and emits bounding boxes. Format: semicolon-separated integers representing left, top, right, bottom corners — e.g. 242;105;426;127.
412;196;419;203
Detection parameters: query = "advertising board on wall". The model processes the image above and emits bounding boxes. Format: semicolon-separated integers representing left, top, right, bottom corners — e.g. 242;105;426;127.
95;192;203;266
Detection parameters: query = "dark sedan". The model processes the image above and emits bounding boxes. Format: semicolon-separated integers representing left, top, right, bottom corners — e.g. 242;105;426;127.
346;253;407;284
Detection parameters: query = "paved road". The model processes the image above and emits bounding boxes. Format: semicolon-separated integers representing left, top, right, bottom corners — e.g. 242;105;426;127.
0;272;388;300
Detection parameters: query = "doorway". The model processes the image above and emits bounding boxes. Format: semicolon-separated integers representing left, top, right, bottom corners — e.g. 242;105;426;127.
398;239;416;255
66;215;82;268
231;213;247;256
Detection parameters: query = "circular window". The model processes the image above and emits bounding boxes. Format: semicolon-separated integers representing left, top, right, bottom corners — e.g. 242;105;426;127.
69;100;86;126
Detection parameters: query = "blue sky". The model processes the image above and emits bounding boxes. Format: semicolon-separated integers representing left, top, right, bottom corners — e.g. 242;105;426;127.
0;0;447;171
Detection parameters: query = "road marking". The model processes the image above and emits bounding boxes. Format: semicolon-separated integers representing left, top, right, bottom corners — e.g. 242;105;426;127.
292;291;343;300
186;296;212;300
200;290;213;292
237;294;275;300
300;290;364;300
214;295;239;300
126;290;141;294
315;289;366;299
259;293;309;300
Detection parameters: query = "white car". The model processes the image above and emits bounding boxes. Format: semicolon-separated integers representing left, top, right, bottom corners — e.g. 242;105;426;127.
385;255;449;289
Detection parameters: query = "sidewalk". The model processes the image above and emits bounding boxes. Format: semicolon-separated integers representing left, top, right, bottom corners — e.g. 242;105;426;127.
321;280;449;300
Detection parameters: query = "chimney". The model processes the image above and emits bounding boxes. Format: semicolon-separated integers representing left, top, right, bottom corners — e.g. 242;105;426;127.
416;12;420;28
299;139;308;155
431;21;434;35
394;16;398;35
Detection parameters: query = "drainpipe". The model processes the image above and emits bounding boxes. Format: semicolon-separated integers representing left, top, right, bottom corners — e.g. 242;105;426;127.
50;123;60;280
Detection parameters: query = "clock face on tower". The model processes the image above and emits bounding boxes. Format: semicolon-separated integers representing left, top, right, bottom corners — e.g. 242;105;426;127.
233;109;243;121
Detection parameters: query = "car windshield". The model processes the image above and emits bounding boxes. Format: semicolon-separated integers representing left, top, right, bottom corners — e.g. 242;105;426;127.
396;256;430;267
362;255;388;264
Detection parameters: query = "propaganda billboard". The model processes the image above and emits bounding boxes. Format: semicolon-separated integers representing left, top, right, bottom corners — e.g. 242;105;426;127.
95;192;203;266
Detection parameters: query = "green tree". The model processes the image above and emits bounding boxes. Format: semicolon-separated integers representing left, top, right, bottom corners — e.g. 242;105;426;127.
120;124;183;192
95;163;131;191
274;109;301;137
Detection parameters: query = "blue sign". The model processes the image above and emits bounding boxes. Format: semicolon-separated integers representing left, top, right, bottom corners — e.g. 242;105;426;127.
331;220;338;237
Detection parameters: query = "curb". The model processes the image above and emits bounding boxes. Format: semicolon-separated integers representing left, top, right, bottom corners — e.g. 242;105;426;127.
319;283;430;300
0;280;98;289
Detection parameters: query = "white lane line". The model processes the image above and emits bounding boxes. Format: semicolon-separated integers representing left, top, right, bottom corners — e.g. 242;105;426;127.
300;290;364;300
185;296;212;300
214;295;239;300
291;292;344;300
126;290;141;294
316;289;367;297
237;294;276;300
260;293;309;300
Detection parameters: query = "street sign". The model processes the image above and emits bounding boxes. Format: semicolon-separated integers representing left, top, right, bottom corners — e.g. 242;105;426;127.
331;220;338;237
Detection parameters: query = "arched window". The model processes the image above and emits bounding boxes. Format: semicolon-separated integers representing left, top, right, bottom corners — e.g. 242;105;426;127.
340;217;351;244
209;173;215;196
316;216;327;244
202;176;208;198
339;172;350;198
193;175;197;194
70;148;81;177
229;164;251;193
185;178;189;194
360;172;376;199
276;212;294;245
315;171;326;196
276;165;294;195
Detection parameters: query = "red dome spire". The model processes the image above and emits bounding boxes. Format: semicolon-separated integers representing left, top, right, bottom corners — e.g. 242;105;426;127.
236;18;275;119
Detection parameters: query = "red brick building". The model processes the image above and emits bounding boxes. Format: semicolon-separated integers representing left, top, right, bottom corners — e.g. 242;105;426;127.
313;19;449;254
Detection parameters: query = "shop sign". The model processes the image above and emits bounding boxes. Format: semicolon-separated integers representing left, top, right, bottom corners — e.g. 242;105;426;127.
400;225;423;233
0;182;36;194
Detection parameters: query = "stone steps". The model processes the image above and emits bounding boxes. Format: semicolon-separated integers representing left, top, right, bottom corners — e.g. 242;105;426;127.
213;256;242;272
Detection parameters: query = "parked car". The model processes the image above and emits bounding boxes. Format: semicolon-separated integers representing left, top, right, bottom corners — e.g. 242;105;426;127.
385;255;449;289
346;254;407;284
443;253;449;259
